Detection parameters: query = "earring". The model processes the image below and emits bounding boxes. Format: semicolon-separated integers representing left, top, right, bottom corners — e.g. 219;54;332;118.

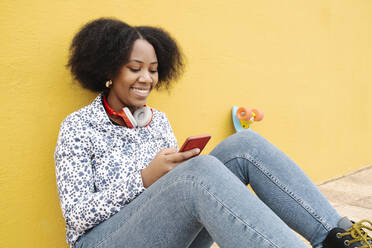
105;80;113;88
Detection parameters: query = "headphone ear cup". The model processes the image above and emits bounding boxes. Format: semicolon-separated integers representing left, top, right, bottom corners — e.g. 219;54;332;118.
122;107;137;128
133;106;152;127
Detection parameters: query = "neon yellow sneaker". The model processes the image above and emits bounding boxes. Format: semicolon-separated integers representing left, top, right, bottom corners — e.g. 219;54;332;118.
323;217;372;248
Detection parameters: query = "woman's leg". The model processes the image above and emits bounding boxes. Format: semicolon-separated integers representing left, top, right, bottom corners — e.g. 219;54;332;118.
75;155;308;248
208;129;342;247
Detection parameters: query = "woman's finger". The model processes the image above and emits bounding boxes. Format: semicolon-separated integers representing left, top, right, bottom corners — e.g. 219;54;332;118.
168;148;200;163
159;148;178;155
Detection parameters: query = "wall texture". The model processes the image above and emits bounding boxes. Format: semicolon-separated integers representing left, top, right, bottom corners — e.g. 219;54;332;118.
0;0;371;247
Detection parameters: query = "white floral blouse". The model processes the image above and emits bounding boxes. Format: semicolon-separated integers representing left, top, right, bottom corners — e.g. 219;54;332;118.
54;94;178;247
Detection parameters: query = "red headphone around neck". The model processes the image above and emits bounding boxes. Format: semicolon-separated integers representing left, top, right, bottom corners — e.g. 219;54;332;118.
102;95;153;128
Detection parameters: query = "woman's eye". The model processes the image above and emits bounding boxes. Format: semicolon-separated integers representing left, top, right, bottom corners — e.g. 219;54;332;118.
129;68;140;72
150;70;158;73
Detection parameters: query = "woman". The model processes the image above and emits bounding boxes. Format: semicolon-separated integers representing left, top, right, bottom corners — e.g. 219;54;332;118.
55;17;371;248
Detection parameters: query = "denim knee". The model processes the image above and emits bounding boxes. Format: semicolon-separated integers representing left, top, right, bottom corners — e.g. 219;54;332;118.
210;130;272;164
231;130;269;149
171;154;243;191
182;155;225;175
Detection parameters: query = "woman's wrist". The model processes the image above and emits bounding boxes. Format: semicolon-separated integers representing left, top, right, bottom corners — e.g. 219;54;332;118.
141;167;151;188
141;164;166;188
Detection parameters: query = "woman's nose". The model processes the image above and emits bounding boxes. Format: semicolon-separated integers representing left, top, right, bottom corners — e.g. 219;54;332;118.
139;72;152;82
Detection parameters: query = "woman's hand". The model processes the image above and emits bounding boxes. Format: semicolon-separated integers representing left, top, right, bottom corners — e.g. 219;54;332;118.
141;147;200;188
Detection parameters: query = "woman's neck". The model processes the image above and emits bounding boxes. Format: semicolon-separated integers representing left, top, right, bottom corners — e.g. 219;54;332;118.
106;93;137;113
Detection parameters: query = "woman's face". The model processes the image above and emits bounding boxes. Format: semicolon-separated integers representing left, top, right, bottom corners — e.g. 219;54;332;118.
108;39;159;112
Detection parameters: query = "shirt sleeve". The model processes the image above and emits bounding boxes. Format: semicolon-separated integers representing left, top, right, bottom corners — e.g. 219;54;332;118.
54;119;145;233
161;113;178;149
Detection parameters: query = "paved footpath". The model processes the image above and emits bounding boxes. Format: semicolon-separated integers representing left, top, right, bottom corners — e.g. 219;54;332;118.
211;166;372;247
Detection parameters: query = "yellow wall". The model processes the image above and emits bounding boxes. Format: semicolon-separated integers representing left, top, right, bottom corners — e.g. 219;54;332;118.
1;0;371;247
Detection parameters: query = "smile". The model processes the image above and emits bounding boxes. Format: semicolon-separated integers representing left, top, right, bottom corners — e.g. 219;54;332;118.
130;87;151;97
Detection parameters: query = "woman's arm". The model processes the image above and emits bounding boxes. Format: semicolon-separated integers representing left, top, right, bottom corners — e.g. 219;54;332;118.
141;112;199;188
54;119;145;233
141;147;200;188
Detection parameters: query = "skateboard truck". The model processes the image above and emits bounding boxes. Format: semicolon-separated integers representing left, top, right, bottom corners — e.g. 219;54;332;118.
232;106;264;132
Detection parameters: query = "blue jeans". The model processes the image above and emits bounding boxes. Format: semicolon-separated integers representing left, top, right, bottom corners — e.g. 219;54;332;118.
75;130;341;248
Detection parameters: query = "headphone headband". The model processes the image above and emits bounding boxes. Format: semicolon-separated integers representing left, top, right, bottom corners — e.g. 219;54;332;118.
102;95;123;117
102;95;152;128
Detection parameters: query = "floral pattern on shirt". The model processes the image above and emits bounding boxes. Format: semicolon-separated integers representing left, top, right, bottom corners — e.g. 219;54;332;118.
54;94;178;247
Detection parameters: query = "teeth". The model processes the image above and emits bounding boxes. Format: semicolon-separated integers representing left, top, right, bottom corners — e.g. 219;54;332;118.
133;88;149;93
132;87;149;90
131;87;150;96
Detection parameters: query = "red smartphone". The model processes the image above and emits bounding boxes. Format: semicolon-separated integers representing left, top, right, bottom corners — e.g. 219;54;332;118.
179;134;211;157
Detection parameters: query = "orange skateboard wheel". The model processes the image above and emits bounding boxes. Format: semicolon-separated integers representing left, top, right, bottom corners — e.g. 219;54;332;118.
236;107;252;121
252;109;264;121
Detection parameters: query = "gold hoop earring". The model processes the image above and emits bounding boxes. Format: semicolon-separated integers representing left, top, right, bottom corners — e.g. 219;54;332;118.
105;80;113;88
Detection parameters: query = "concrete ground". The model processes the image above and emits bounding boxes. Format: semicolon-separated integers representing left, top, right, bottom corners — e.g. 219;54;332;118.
211;166;372;247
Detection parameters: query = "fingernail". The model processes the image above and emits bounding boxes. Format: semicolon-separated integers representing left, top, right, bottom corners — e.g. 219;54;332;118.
195;148;200;154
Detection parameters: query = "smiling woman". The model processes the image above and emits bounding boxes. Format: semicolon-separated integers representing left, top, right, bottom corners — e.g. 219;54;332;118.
107;39;159;114
66;18;184;93
55;17;371;248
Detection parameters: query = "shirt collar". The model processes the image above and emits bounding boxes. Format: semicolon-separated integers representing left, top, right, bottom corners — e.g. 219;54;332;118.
89;93;113;127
